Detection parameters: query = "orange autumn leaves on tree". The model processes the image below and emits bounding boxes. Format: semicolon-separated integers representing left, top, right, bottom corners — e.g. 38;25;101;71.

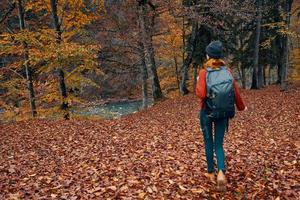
0;0;103;119
154;4;184;98
290;2;300;81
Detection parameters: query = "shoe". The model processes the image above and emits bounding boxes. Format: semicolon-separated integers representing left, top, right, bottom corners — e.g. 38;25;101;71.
205;172;216;184
216;170;227;192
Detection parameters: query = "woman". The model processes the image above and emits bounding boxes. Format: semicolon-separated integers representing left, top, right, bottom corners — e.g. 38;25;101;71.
196;40;247;191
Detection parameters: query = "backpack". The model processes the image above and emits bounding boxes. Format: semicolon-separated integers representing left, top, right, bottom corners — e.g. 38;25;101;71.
205;66;235;119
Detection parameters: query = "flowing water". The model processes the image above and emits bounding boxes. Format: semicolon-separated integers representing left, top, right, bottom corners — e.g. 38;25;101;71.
72;100;143;119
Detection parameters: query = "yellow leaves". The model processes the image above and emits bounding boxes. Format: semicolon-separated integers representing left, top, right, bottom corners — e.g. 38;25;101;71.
66;72;99;89
64;12;97;30
154;6;183;61
260;37;276;49
290;48;300;81
25;0;50;13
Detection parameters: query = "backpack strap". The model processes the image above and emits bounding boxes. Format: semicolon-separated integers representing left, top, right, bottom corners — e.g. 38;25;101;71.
206;67;213;72
206;66;226;72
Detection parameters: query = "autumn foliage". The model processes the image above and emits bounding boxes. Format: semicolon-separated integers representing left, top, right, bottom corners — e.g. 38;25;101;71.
0;1;300;199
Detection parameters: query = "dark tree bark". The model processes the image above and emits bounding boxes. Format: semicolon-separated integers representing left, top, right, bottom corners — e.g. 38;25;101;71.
182;16;186;69
277;62;282;84
251;0;262;89
275;36;283;84
263;65;267;86
281;0;293;91
180;21;198;95
138;42;149;109
137;3;163;101
269;65;272;85
50;0;69;119
237;62;246;89
241;64;246;89
173;56;180;94
193;62;198;93
17;0;37;117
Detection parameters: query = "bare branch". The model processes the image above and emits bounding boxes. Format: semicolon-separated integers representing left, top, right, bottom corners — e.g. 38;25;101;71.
0;67;25;79
0;2;16;24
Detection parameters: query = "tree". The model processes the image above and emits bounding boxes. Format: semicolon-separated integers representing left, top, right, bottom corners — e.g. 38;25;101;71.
50;0;70;119
180;20;198;95
138;41;149;108
251;0;263;89
18;0;37;117
281;0;293;90
137;0;163;101
1;0;101;119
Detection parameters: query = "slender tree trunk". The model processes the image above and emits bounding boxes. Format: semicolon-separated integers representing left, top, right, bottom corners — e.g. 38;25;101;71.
269;65;272;85
182;16;185;66
173;56;180;93
251;0;262;89
277;63;282;84
241;64;246;89
180;21;198;95
238;28;246;89
237;62;246;89
50;0;69;119
17;0;37;117
138;4;163;101
193;63;198;93
141;65;149;109
281;0;292;91
138;42;149;109
263;65;267;86
275;35;283;84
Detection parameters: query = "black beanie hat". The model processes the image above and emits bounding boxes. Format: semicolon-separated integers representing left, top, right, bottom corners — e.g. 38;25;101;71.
205;40;224;59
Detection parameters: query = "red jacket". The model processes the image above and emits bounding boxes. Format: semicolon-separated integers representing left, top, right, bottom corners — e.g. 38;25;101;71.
196;59;245;111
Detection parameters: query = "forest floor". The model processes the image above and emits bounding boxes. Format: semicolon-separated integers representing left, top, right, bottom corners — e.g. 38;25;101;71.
1;83;300;200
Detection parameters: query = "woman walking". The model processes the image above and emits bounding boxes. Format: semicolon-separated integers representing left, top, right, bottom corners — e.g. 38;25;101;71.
196;40;247;191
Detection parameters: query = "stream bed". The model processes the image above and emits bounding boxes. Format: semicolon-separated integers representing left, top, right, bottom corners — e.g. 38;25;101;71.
72;100;144;119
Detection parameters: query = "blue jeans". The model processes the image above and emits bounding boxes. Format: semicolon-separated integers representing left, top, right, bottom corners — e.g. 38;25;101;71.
200;110;227;173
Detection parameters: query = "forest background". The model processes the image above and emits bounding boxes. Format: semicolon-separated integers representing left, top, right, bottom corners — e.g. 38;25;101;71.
0;0;299;121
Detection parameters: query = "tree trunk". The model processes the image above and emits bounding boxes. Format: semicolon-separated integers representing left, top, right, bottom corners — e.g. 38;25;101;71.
138;42;149;109
269;65;272;85
251;0;262;89
138;4;163;101
173;56;180;94
17;0;37;117
264;65;268;85
241;64;246;89
141;67;149;109
180;21;198;95
193;63;198;93
281;0;293;91
182;16;185;67
275;36;283;84
50;0;69;119
237;62;246;89
277;63;282;84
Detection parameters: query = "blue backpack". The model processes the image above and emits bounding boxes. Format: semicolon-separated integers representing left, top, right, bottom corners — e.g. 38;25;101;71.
205;66;235;119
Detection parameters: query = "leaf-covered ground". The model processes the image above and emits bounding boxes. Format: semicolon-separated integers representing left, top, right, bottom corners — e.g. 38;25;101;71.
1;84;300;200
